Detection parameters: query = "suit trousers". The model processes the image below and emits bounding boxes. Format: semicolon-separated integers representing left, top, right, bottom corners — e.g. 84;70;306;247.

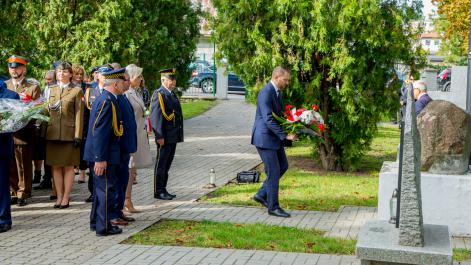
111;154;130;220
0;159;12;225
154;143;177;194
90;163;118;235
255;147;289;211
10;144;33;199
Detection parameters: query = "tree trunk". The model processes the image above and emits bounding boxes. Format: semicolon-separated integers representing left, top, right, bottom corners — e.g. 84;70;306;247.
318;140;342;171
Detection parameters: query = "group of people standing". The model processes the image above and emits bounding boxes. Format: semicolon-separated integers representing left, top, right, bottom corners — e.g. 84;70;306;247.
0;55;184;236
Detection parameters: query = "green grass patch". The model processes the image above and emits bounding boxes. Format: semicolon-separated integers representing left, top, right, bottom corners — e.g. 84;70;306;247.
201;125;400;211
454;248;471;262
182;100;217;120
123;219;356;255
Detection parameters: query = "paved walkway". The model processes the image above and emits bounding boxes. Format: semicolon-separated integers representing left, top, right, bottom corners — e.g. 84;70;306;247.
1;95;470;265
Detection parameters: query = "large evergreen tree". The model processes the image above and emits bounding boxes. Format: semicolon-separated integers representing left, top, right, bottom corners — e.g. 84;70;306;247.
0;0;200;89
212;0;423;170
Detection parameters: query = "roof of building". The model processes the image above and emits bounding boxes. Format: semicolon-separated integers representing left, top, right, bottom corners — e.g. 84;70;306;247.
421;32;441;39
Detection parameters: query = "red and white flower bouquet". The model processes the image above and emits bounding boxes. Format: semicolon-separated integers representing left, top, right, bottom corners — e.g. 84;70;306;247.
0;95;49;133
273;104;326;139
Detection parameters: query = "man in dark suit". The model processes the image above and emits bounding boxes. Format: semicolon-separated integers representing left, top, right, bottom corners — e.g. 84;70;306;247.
84;68;127;236
251;66;297;218
413;80;433;115
0;80;20;232
150;68;184;200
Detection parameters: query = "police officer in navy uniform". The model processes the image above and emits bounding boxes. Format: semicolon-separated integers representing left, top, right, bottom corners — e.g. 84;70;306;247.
0;80;20;233
84;68;126;236
150;68;183;200
110;72;137;226
83;65;114;203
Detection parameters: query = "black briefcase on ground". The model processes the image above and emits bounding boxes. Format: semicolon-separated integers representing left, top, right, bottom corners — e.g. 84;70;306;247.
236;170;260;183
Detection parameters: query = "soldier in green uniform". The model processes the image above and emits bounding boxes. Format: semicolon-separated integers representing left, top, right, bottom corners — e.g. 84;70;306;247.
5;55;41;206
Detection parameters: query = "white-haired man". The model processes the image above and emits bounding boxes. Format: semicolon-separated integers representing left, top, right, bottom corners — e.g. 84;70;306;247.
413;80;433;115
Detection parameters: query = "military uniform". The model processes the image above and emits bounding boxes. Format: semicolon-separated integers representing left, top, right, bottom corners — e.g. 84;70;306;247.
0;81;20;233
84;68;125;236
5;56;41;204
45;83;84;166
150;68;184;200
83;69;110;201
111;94;137;221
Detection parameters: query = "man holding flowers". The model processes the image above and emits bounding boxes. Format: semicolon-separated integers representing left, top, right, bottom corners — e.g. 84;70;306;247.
5;55;41;207
251;66;298;218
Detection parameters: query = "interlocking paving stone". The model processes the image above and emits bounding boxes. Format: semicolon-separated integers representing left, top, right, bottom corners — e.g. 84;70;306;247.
2;95;469;265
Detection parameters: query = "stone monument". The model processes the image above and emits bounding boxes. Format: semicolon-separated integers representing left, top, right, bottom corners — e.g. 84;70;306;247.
417;100;471;175
356;88;452;265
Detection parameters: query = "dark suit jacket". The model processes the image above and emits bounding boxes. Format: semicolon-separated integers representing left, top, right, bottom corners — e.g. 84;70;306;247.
251;82;287;150
0;83;20;159
83;89;122;165
118;94;137;155
416;93;432;115
149;86;184;144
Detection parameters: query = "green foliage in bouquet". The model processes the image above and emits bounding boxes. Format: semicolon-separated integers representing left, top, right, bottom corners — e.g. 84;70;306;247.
212;0;425;170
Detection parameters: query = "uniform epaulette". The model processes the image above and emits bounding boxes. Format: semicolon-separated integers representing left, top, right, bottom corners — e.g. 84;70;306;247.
26;78;40;85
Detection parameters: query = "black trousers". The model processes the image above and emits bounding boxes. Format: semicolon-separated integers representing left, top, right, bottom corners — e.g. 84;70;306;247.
154;143;177;194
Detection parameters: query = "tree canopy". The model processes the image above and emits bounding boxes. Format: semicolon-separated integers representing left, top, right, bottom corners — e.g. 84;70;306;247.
212;0;423;170
0;0;201;89
433;0;471;65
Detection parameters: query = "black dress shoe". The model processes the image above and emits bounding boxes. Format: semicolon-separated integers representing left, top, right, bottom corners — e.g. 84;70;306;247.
53;204;60;209
154;193;173;200
17;198;27;207
268;208;291;218
10;197;18;205
0;224;12;233
166;192;176;198
34;180;52;190
120;215;135;222
85;195;93;203
252;195;268;208
96;225;122;236
59;203;69;209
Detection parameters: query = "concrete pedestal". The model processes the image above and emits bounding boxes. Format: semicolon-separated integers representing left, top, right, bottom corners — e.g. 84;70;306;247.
356;221;452;265
216;65;228;99
378;161;471;236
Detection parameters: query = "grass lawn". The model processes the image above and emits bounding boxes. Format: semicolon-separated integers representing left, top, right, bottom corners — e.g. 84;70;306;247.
201;125;400;212
123;219;356;255
181;100;217;120
454;248;471;262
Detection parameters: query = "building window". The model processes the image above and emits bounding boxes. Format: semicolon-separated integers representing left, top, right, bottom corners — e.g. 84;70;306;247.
434;40;440;45
425;40;430;45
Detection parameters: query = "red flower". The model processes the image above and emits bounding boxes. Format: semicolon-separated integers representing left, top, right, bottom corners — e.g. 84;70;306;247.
287;115;295;122
285;104;293;111
318;123;325;132
21;94;33;103
295;108;306;117
311;104;319;111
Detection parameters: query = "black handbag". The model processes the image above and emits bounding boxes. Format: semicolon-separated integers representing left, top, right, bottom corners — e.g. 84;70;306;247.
236;170;260;183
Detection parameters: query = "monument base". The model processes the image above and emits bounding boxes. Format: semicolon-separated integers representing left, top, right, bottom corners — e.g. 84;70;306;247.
356;221;452;265
378;161;471;236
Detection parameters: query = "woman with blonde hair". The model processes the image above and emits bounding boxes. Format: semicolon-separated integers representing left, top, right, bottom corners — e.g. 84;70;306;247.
71;64;89;184
45;62;84;208
123;64;153;213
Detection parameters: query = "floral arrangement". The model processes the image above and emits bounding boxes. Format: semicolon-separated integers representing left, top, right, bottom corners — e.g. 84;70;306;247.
273;104;326;139
0;94;50;133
